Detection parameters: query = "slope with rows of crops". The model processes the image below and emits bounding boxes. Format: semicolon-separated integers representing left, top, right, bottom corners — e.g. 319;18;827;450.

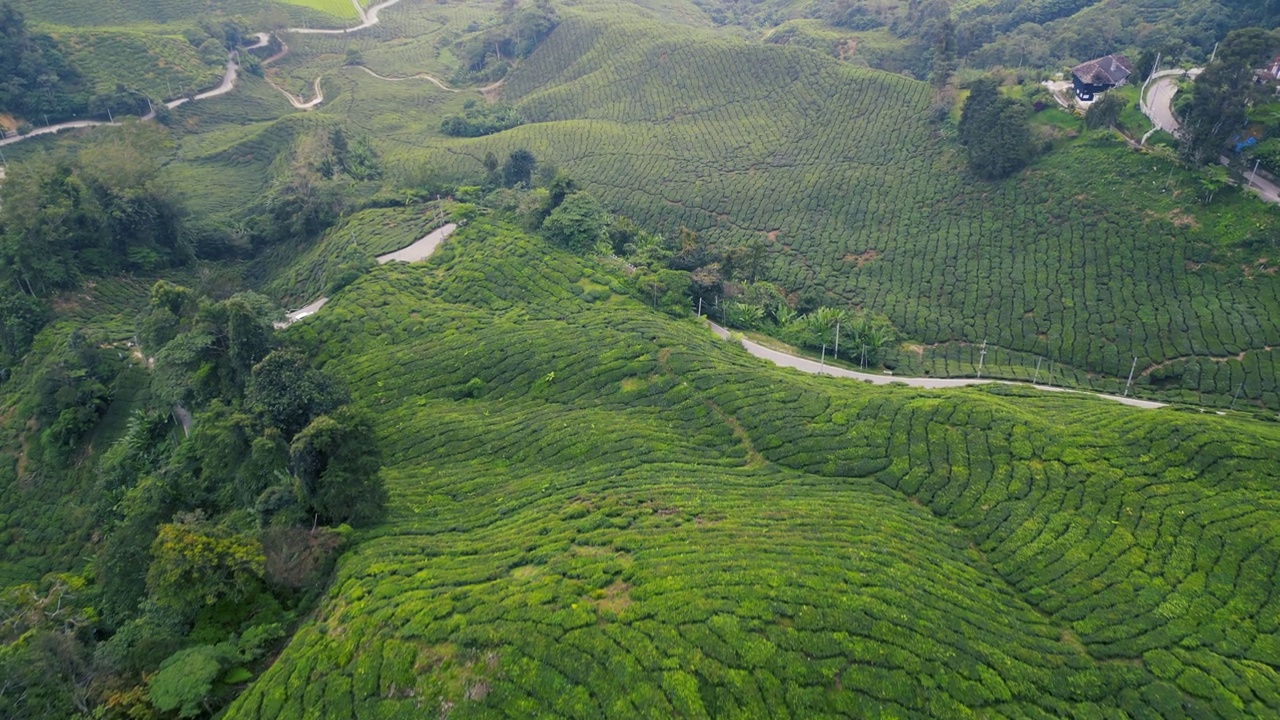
335;9;1280;409
222;216;1280;718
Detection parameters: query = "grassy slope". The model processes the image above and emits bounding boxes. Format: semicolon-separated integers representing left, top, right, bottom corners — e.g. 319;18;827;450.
225;216;1280;718
296;6;1280;409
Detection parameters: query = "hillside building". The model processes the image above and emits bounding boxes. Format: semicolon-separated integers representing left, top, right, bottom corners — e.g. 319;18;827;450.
1071;54;1134;101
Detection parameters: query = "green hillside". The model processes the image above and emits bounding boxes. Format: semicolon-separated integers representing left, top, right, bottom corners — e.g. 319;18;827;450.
285;10;1280;409
222;216;1280;718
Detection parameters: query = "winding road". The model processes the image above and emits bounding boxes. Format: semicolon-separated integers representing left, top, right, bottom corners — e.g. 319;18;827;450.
706;322;1167;410
276;223;1167;411
1140;68;1280;204
0;0;450;144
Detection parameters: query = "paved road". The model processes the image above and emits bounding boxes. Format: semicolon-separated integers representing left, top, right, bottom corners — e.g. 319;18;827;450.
1140;68;1280;204
375;223;457;263
278;223;457;328
707;321;1167;410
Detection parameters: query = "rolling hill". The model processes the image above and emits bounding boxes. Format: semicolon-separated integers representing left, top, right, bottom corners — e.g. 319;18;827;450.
249;5;1280;410
224;215;1280;718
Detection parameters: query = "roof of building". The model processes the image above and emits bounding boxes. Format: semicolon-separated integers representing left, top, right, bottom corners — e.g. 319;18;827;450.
1071;54;1134;86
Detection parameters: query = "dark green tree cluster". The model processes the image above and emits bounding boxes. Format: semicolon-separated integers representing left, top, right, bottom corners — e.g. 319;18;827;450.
958;77;1034;179
0;124;187;297
252;127;382;246
1084;92;1126;130
440;99;524;137
453;0;559;82
1181;28;1280;165
0;281;387;720
0;2;86;122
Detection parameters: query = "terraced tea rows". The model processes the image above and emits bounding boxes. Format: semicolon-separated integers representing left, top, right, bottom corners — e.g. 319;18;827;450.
310;9;1280;408
226;218;1280;718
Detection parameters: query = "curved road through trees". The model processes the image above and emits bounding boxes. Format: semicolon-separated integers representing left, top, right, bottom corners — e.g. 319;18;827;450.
0;0;416;147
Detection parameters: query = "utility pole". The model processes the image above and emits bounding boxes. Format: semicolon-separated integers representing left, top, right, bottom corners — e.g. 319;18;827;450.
43;113;50;127
1210;42;1218;64
1123;356;1138;397
107;108;113;124
1251;160;1261;189
833;321;840;360
1231;382;1244;410
697;297;702;318
1032;357;1043;384
976;339;987;379
820;345;826;374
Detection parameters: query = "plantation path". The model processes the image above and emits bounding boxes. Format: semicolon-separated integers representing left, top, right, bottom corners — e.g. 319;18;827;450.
0;0;423;145
278;223;457;328
352;65;458;92
707;321;1167;410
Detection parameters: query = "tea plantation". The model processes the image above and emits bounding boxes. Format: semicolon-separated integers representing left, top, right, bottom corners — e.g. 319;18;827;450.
299;6;1280;409
223;218;1280;718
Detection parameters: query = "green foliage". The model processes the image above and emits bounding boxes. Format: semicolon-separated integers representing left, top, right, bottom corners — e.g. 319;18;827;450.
0;2;87;121
541;190;608;253
149;288;279;408
146;516;265;614
148;643;239;718
441;99;525;138
959;77;1033;179
222;220;1280;718
1084;92;1125;130
289;408;385;526
246;348;344;439
453;0;559;83
1181;28;1280;165
502;148;537;188
0;124;186;296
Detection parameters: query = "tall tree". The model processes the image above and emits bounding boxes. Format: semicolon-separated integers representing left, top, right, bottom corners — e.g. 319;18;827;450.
958;77;1032;180
503;149;537;187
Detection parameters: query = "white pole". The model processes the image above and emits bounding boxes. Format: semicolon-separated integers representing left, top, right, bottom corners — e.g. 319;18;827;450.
833;321;840;360
1033;357;1042;383
1251;159;1261;188
977;339;987;379
1210;42;1218;64
820;344;826;374
1123;357;1138;396
1231;382;1244;410
697;297;702;318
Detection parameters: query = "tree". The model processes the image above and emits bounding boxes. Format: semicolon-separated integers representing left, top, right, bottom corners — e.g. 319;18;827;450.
1181;28;1280;165
958;77;1033;179
289;408;385;526
541;191;607;253
146;516;265;613
246;349;344;438
0;293;46;364
502;149;536;187
147;643;238;718
1084;92;1125;130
